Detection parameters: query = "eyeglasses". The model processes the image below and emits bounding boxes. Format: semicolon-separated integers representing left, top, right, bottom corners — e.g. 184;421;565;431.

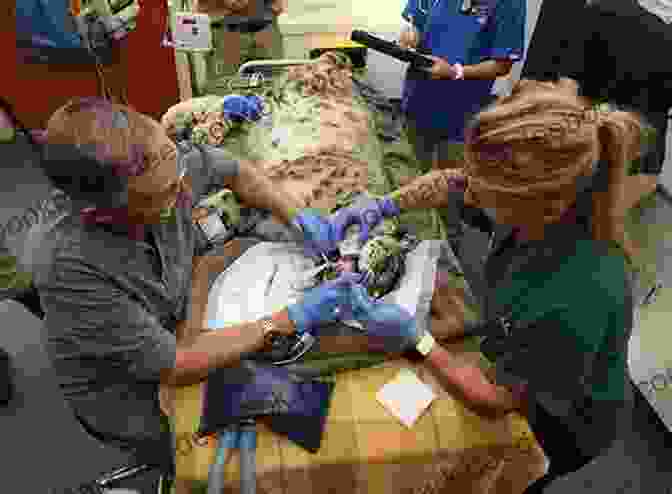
177;151;188;183
132;146;186;205
459;0;475;14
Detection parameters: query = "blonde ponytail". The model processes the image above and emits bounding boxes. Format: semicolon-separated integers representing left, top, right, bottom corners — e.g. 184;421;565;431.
466;78;646;265
592;110;643;265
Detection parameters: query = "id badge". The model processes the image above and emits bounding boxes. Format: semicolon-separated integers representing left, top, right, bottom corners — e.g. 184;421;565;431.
172;13;213;52
461;0;496;17
198;211;230;242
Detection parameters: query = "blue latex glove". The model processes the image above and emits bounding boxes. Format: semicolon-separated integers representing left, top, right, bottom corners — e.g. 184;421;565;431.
286;272;363;334
222;95;264;122
350;284;423;354
293;209;338;258
331;196;400;244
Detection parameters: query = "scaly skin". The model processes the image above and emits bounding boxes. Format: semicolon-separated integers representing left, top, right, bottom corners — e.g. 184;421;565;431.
389;169;467;212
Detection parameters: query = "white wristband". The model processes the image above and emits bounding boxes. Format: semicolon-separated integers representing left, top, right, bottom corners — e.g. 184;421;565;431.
415;332;436;357
453;63;465;80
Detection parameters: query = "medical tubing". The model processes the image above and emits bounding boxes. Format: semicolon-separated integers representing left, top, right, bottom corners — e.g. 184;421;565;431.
206;429;238;494
239;421;258;494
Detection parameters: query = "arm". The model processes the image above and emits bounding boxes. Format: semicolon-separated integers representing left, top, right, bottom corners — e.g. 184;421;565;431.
219;158;303;226
175;255;227;344
388;168;467;211
430;0;524;81
466;0;524;81
177;250;250;343
193;0;242;15
463;59;513;81
164;309;295;387
423;344;524;418
430;300;610;420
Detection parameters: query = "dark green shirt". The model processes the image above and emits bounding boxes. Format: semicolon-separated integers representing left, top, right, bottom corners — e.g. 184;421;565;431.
481;221;634;456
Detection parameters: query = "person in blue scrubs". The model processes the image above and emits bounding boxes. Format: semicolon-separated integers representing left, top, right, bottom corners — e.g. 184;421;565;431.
400;0;526;239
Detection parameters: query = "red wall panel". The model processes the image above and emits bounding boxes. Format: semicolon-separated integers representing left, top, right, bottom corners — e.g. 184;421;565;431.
7;0;180;129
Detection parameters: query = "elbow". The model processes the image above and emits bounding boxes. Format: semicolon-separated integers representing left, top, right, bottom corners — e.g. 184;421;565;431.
162;349;210;387
160;368;179;387
457;386;517;419
231;159;253;191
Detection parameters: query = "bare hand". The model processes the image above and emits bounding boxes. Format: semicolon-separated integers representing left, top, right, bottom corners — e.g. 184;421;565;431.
159;385;174;417
429;286;467;341
399;25;420;50
270;0;287;15
423;55;460;80
194;0;233;15
227;0;250;12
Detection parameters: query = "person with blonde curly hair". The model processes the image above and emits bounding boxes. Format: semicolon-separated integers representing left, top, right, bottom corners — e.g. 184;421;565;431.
331;78;638;492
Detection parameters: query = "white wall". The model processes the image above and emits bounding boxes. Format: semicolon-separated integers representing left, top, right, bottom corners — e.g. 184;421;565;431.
280;0;408;35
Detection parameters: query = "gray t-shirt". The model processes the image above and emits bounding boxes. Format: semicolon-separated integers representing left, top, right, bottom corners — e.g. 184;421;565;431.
33;143;239;456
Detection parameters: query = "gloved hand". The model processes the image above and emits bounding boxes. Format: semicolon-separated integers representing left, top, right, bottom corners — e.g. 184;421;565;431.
286;272;362;334
331;196;401;244
222;95;264;122
293;208;338;258
350;284;423;354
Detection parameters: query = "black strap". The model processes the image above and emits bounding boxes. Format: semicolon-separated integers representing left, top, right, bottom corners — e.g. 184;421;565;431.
12;283;45;320
461;205;495;236
0;347;13;406
74;414;174;475
467;230;590;352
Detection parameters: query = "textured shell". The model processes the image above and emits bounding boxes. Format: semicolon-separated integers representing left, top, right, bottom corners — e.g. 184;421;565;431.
359;236;402;274
366;254;404;298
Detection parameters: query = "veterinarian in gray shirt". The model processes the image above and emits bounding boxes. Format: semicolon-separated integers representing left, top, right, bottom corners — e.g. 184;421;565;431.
32;98;314;468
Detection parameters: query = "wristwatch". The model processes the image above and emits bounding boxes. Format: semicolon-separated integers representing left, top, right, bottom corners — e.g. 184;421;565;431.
259;316;282;346
415;332;436;357
405;332;436;361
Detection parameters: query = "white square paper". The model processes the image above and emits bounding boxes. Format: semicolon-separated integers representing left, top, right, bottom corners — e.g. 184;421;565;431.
376;368;436;428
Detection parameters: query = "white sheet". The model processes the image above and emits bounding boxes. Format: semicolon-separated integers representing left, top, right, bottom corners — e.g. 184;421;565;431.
206;241;442;333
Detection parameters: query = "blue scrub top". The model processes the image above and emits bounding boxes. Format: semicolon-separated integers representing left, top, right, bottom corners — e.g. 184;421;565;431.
16;0;83;49
402;0;525;141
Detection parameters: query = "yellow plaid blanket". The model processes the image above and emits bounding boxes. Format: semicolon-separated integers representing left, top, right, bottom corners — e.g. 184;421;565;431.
173;352;547;493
